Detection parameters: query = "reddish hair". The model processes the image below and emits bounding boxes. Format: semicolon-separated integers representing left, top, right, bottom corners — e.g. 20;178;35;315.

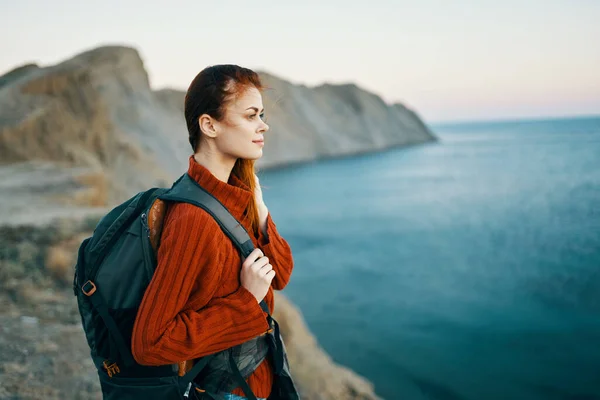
184;65;264;235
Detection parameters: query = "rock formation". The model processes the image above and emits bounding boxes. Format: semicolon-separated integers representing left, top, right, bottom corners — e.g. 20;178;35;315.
0;45;435;220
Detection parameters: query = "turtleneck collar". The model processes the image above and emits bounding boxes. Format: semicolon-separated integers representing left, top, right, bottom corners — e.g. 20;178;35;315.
186;155;253;221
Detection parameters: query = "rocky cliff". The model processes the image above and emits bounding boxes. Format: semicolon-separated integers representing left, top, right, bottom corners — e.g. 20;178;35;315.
0;44;435;399
0;45;435;221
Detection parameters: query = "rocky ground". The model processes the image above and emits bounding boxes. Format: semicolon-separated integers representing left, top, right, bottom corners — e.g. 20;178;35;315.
0;218;380;400
0;298;101;399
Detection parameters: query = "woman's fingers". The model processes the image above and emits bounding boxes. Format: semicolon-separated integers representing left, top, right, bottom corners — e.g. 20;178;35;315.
259;263;273;276
242;249;273;282
251;256;269;273
242;248;264;269
265;270;276;281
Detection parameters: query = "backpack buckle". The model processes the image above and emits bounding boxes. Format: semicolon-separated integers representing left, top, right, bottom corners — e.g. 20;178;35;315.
81;280;97;296
103;360;120;378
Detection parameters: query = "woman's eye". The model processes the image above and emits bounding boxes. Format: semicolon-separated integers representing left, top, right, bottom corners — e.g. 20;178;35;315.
249;113;266;121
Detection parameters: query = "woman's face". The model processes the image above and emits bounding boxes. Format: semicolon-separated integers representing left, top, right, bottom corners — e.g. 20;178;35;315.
212;86;269;161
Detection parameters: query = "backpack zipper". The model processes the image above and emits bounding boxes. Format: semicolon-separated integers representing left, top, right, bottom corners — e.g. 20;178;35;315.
141;212;150;238
140;211;158;281
183;382;192;398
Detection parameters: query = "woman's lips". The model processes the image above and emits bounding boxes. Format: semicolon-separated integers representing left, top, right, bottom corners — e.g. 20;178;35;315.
253;140;264;146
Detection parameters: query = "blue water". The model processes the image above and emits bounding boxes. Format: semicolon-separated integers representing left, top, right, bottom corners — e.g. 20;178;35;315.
259;116;600;400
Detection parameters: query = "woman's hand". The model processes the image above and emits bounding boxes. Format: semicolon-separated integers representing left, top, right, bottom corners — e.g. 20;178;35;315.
240;248;275;303
254;175;267;209
254;174;269;227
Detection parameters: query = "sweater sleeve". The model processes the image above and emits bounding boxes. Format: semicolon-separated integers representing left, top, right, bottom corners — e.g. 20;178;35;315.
257;212;294;291
131;204;270;366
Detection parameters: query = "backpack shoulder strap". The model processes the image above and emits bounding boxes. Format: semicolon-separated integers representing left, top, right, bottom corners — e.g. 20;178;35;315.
158;173;255;259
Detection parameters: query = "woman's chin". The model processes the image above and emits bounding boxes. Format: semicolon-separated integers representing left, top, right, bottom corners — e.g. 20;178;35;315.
232;149;263;162
246;149;263;160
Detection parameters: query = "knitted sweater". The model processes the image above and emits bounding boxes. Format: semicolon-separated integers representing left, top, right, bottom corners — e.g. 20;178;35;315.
131;155;294;398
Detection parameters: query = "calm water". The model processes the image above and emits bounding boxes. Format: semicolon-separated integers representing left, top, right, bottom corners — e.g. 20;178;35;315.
260;116;600;400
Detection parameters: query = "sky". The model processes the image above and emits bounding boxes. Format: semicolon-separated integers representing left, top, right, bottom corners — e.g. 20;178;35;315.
1;0;599;123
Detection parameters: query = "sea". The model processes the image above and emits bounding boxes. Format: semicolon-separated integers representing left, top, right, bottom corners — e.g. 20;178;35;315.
259;116;600;400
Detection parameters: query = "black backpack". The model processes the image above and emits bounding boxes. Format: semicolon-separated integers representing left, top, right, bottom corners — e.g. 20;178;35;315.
73;173;291;400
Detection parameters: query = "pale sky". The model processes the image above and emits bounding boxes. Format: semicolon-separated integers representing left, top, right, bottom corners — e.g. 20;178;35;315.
1;0;599;123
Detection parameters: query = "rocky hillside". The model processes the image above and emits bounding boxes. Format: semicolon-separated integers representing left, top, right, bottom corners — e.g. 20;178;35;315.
0;44;435;399
0;45;435;223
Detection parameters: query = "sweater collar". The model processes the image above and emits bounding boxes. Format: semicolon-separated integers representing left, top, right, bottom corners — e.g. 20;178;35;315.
186;155;253;220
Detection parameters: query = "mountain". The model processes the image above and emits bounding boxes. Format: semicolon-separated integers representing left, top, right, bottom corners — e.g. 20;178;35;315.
0;45;435;225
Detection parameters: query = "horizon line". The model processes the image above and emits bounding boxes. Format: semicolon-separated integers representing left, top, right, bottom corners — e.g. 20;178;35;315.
428;113;600;127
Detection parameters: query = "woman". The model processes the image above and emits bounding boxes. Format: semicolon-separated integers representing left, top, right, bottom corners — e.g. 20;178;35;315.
131;65;297;400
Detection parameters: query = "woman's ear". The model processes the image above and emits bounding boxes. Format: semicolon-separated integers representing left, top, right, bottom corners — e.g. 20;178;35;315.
198;114;218;139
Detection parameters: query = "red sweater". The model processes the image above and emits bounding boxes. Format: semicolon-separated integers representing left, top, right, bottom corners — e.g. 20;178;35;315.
131;155;294;398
